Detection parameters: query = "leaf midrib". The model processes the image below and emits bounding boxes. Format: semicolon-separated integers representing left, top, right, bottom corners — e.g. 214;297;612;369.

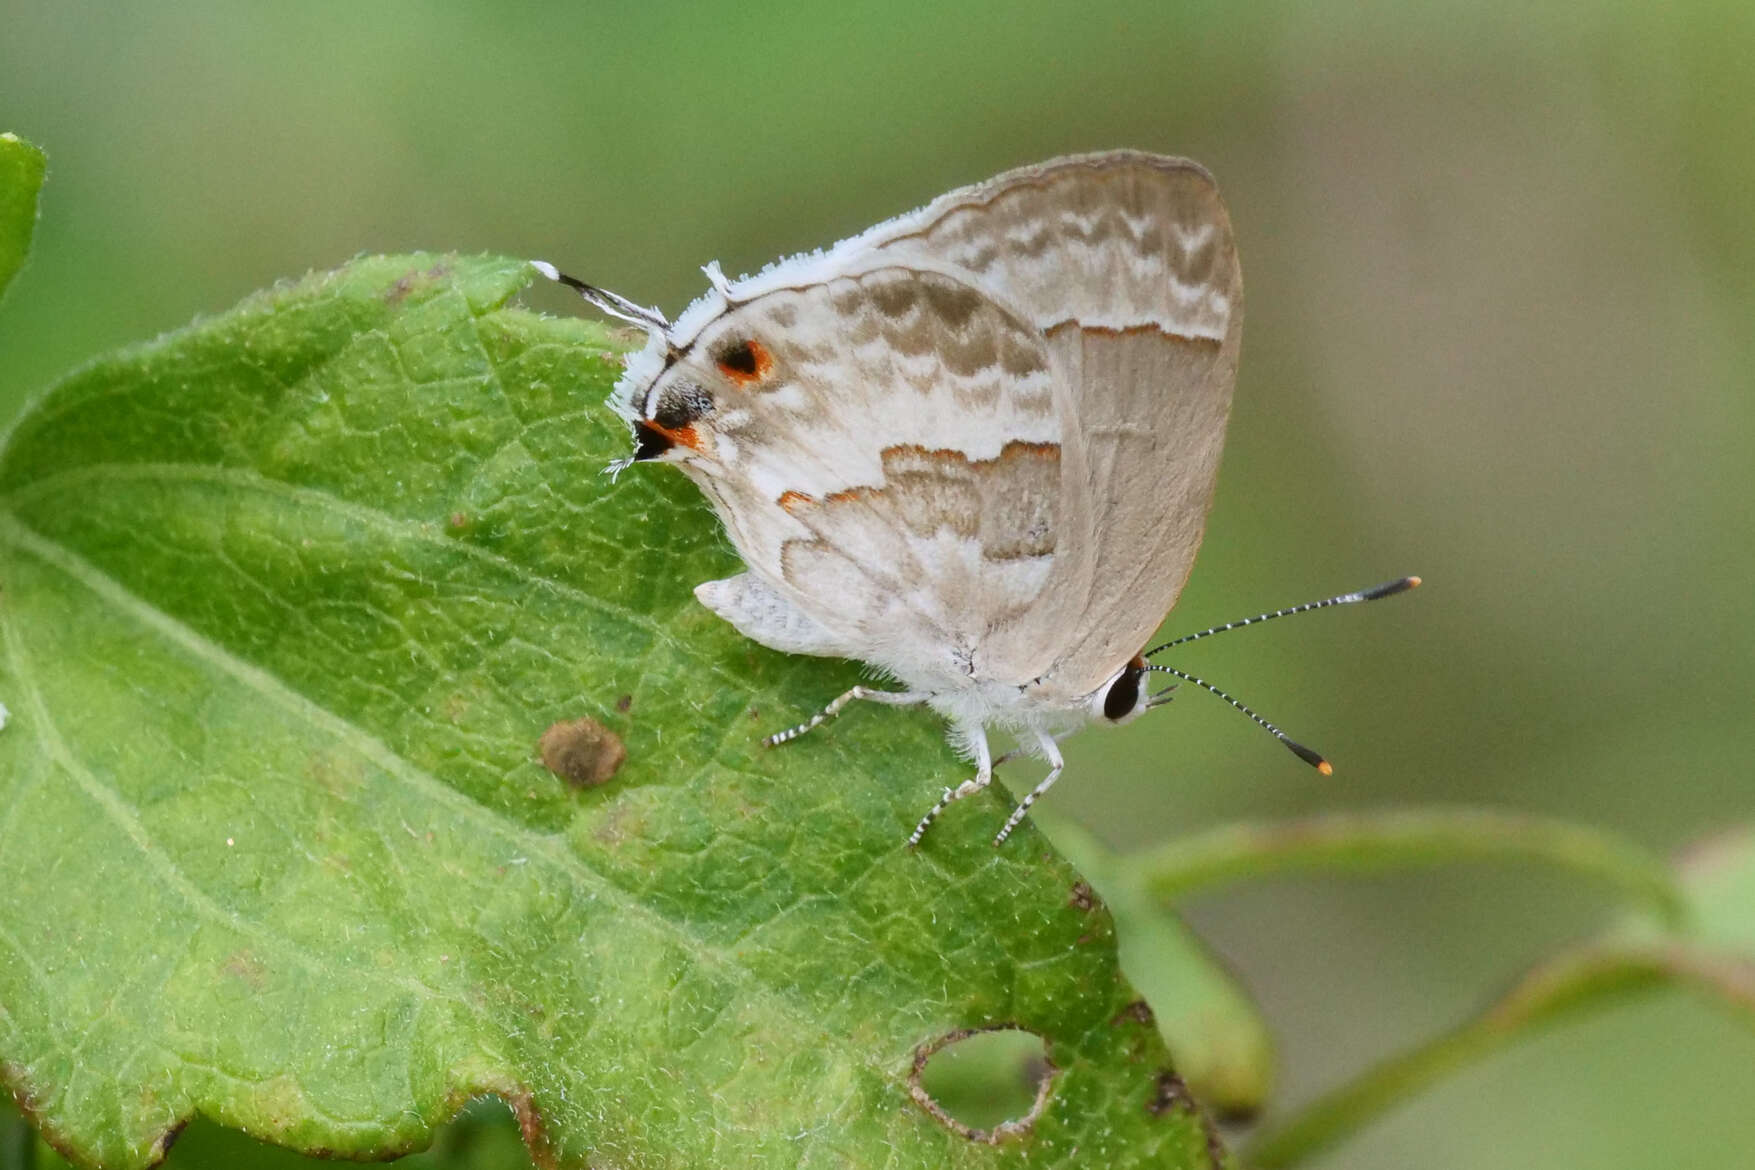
1;459;720;652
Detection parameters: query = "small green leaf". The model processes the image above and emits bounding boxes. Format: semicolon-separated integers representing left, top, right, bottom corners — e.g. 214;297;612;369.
0;133;46;305
0;254;1218;1168
1667;826;1755;951
1041;815;1275;1119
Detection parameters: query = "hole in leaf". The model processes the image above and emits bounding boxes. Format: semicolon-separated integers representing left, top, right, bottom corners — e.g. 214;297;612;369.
147;1095;536;1168
910;1026;1054;1143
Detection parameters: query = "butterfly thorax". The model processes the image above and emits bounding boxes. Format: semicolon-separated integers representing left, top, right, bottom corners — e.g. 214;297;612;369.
919;671;1113;738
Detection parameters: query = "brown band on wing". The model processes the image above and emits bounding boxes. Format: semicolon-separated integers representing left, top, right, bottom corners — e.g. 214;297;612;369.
1045;319;1224;347
880;439;1060;465
798;440;1060;560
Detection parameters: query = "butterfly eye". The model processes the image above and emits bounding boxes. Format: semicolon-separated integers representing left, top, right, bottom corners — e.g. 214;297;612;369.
1101;656;1148;722
715;338;774;384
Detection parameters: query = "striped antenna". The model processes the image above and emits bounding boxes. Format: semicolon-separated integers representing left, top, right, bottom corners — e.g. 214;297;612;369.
1145;663;1332;774
1144;576;1419;658
1139;575;1422;774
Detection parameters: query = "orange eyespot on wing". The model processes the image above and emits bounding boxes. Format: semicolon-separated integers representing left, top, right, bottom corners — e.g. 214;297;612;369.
716;338;775;385
635;419;703;453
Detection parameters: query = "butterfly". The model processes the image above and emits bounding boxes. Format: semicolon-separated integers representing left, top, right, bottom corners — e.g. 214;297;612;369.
537;150;1416;847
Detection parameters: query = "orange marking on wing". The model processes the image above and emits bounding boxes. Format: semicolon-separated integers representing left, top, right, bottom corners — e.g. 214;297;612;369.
998;440;1061;462
777;490;814;513
717;338;775;385
1047;319;1223;346
645;421;703;451
880;440;1061;464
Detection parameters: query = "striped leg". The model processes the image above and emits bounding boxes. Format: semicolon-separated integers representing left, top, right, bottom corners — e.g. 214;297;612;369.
992;729;1065;847
907;729;993;848
763;686;926;748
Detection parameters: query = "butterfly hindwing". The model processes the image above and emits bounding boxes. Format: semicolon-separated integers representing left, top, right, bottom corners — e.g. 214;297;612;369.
866;151;1243;695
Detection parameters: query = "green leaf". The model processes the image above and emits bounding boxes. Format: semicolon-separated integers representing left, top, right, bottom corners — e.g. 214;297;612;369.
1242;825;1755;1168
0;133;46;305
1666;826;1755;952
0;254;1221;1169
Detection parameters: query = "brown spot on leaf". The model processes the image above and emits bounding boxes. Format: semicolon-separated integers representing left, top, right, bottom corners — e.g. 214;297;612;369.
506;1088;554;1167
1148;1069;1226;1167
448;512;469;531
154;1119;189;1162
223;950;268;990
1113;999;1155;1029
538;717;627;789
615;694;633;714
1068;880;1097;912
1112;999;1160;1062
1148;1069;1192;1116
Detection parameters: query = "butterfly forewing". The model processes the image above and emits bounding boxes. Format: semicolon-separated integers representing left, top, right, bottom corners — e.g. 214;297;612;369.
648;266;1066;685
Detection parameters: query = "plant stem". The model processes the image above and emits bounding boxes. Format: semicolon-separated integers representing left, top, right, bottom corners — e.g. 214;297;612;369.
1243;941;1755;1167
1133;807;1687;926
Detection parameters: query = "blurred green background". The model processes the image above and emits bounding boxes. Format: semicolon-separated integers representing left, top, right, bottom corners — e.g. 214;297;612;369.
4;2;1754;1167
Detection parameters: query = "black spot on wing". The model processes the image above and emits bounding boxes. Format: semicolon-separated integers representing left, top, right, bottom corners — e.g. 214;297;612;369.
632;422;674;461
717;340;760;376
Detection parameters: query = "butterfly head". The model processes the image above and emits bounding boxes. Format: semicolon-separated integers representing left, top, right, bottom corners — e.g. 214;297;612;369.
614;301;799;470
1086;654;1169;726
616;336;771;467
531;260;719;464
